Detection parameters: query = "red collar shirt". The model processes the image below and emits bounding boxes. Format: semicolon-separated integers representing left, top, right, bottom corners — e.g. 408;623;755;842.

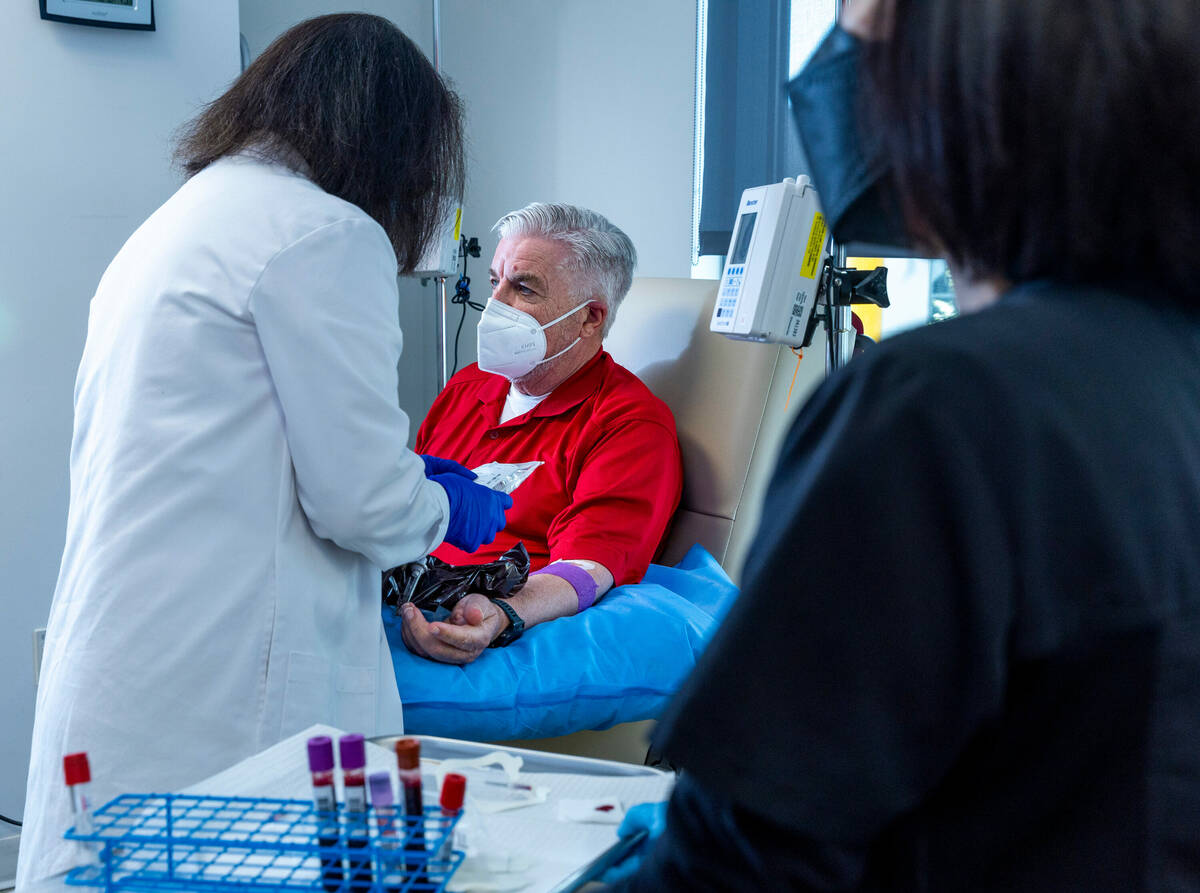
415;351;683;586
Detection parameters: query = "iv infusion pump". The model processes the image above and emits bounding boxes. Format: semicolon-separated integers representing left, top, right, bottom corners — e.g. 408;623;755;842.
710;175;829;347
410;204;464;277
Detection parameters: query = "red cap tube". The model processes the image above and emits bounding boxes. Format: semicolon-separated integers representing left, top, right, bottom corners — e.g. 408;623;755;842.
63;753;91;786
440;773;466;812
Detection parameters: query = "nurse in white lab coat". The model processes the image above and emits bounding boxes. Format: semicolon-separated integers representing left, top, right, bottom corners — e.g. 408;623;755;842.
18;14;510;884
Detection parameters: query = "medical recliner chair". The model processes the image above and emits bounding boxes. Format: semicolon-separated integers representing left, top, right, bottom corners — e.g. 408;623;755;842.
391;277;829;758
502;276;828;763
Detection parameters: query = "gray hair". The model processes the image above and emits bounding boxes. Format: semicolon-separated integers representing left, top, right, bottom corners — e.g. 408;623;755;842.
494;202;637;335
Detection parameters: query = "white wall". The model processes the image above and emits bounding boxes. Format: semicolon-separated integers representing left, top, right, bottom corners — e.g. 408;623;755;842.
0;1;241;822
239;0;431;61
441;0;697;375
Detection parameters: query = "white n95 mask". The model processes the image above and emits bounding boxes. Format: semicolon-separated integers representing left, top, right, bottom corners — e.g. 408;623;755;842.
476;298;590;380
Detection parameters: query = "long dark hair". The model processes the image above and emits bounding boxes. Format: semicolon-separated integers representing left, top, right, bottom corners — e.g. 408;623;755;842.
863;0;1200;301
176;13;464;272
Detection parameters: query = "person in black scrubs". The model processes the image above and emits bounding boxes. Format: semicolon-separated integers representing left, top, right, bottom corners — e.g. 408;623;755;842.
608;0;1200;890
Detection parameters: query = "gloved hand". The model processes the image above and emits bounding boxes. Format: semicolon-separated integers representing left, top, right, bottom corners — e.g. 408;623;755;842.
420;454;477;480
601;801;668;883
432;472;512;553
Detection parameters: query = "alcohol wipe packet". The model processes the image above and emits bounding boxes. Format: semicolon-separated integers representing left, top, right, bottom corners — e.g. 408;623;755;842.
470;461;543;494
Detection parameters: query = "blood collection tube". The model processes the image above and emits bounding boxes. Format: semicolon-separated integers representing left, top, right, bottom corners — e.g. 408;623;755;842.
339;734;371;891
436;773;466;862
62;753;94;836
394;738;426;881
307;736;340;892
368;772;400;893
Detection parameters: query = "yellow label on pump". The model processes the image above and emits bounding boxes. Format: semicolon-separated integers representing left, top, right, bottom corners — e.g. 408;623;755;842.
453;208;463;242
801;212;827;279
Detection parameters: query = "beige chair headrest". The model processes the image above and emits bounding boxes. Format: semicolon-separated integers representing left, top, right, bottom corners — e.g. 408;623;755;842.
606;277;825;580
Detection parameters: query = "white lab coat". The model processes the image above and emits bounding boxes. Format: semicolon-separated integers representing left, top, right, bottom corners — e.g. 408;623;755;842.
17;155;449;885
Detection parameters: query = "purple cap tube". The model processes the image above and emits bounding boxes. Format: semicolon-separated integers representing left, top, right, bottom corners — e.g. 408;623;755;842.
368;772;394;808
338;734;366;770
307;736;335;773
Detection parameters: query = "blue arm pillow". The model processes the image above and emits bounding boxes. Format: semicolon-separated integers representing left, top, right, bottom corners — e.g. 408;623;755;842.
383;544;739;741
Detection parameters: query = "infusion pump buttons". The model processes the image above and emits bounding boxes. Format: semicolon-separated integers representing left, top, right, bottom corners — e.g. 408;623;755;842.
717;266;745;319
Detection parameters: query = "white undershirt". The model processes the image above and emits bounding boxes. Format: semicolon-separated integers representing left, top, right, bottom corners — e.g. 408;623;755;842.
500;385;550;423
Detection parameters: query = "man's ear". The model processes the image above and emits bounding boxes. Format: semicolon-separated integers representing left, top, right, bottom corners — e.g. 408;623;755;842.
582;300;607;339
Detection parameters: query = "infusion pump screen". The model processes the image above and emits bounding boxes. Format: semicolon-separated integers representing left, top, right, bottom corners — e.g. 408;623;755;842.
730;212;757;266
90;0;135;5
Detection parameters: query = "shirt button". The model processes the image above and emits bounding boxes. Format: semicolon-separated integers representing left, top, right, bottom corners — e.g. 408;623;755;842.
489;431;500;439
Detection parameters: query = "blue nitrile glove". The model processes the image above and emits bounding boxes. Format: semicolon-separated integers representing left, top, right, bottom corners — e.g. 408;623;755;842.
432;472;512;552
420;454;477;480
601;801;668;883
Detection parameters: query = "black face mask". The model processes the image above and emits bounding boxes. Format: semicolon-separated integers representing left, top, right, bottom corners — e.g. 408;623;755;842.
788;25;911;250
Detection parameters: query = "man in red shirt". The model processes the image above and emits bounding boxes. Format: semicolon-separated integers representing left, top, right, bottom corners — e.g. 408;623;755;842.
401;202;683;664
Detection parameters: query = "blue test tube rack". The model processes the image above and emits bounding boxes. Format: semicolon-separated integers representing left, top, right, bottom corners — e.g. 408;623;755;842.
63;793;464;893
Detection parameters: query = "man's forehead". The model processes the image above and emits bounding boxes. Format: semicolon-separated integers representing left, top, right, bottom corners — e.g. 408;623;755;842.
491;235;573;281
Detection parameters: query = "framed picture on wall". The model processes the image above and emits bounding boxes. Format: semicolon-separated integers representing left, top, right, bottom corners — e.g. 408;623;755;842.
40;0;155;31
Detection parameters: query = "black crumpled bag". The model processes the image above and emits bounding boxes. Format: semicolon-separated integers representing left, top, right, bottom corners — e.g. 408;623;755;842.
382;542;530;615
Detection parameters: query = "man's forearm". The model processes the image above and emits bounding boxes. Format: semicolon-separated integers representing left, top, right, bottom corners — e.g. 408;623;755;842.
503;561;614;630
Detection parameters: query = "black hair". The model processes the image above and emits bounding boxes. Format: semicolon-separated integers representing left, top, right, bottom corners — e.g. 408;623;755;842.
864;0;1200;301
176;13;464;272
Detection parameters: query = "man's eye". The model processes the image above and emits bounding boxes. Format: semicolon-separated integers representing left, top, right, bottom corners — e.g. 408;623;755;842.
489;279;499;290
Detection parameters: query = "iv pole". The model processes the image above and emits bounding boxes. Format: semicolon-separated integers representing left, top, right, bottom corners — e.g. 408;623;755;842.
826;0;855;374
